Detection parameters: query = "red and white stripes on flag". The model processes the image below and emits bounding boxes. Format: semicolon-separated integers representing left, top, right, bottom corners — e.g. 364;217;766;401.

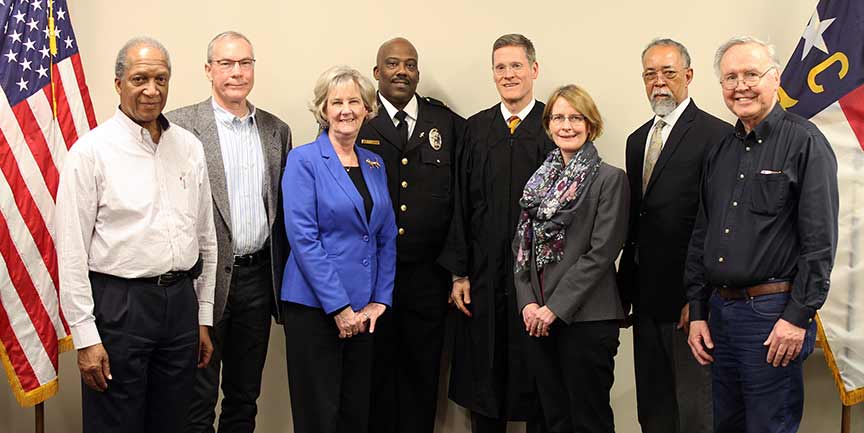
1;0;96;407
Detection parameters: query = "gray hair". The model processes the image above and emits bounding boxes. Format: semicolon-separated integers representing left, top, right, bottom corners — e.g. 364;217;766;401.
114;36;171;79
492;33;536;65
642;38;691;69
309;65;378;128
714;36;781;77
206;31;254;63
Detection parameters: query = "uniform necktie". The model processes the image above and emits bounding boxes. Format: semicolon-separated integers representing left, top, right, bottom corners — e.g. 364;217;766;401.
642;119;666;193
395;110;409;149
508;115;521;135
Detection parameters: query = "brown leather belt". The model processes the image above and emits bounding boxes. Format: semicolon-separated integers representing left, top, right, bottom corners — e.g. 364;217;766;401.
716;281;791;300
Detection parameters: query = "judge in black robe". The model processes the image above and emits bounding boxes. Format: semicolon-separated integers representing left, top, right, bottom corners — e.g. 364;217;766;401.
440;100;555;429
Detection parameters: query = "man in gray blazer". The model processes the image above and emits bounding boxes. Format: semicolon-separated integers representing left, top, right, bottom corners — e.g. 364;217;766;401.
166;31;291;433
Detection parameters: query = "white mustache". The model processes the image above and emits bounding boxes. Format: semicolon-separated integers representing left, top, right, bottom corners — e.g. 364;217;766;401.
652;90;672;98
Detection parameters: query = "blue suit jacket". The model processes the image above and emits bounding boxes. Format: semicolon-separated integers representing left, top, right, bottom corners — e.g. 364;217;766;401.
280;132;397;313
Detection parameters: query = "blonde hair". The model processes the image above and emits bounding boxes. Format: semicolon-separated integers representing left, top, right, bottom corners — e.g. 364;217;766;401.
542;84;604;142
309;65;378;128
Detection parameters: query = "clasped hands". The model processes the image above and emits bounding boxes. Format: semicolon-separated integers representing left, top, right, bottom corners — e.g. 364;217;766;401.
522;303;557;337
334;302;386;339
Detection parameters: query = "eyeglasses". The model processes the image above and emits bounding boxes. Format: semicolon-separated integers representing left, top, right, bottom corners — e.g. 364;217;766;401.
549;114;586;125
493;62;526;76
211;58;256;71
720;66;775;90
642;69;680;83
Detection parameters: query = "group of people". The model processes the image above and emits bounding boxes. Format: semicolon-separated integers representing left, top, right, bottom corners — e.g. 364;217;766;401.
55;29;838;433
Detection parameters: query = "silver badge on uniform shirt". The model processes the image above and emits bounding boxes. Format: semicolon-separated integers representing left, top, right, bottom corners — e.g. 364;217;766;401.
429;128;442;150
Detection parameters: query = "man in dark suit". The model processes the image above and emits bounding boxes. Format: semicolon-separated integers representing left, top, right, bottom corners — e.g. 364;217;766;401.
357;37;464;433
617;38;731;433
166;31;291;433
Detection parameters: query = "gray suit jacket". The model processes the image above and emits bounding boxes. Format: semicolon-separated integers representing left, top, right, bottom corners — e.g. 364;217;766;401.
514;162;630;325
166;98;292;324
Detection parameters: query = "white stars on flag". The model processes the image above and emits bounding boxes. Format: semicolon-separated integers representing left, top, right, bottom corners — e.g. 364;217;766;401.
800;9;836;60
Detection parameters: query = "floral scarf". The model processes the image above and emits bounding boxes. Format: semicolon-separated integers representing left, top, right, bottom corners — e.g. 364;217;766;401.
514;141;602;276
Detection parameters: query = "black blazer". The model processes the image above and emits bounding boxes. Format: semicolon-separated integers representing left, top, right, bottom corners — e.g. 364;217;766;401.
617;100;732;321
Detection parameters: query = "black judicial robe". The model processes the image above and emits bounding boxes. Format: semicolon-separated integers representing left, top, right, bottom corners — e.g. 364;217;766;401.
439;101;555;419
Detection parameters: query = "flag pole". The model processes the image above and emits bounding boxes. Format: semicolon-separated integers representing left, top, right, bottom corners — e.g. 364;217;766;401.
35;1;57;431
48;0;58;118
35;402;44;433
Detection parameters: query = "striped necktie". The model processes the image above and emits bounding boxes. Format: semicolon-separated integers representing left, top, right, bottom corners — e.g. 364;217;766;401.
642;119;666;193
508;115;521;135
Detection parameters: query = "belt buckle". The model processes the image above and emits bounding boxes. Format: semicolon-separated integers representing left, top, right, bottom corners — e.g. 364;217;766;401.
156;272;176;287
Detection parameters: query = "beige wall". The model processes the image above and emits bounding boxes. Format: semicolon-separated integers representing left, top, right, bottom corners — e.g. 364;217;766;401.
3;0;864;432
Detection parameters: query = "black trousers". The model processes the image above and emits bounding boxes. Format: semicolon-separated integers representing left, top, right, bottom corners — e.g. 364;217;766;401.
470;411;548;433
633;314;712;433
183;256;272;433
82;272;199;433
282;302;374;433
369;260;450;433
523;320;619;433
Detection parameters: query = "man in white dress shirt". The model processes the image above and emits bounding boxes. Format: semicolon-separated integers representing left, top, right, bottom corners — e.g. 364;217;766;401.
56;36;217;433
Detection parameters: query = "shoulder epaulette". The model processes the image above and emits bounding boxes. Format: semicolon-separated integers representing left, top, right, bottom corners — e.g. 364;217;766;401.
422;95;450;109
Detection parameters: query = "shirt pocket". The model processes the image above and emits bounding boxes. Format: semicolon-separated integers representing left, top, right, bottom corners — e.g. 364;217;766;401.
420;148;451;198
749;172;789;216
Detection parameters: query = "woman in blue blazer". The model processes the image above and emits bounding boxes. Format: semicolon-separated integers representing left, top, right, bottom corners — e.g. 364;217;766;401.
280;65;397;433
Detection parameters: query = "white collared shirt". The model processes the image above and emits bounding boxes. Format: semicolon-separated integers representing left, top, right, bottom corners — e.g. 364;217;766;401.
500;98;538;124
212;99;268;255
56;109;217;349
379;93;419;138
644;97;692;161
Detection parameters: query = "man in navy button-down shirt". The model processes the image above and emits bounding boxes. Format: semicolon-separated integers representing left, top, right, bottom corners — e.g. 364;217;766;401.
685;36;838;433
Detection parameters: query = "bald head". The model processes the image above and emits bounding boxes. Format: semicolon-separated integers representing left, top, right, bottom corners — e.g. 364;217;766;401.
373;37;420;110
376;37;417;65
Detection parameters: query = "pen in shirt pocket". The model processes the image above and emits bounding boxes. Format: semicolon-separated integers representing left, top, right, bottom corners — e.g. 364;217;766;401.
180;173;187;189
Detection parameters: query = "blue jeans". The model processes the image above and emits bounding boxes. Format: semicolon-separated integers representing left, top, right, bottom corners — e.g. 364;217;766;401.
708;292;816;433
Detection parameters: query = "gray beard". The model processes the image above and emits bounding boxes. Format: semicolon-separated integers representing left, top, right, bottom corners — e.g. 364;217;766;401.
651;97;677;116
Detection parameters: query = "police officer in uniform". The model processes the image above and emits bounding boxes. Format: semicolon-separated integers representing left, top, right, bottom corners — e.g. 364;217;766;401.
358;37;465;433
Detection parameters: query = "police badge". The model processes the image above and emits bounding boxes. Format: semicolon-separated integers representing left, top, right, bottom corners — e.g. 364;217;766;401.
429;128;442;151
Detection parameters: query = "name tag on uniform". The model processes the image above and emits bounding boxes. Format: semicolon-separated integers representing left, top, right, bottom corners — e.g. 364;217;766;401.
361;139;381;145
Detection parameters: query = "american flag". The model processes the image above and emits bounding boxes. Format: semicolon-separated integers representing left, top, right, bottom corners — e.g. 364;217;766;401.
1;0;95;407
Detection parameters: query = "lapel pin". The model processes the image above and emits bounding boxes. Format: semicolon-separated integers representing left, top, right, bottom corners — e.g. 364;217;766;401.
366;158;381;169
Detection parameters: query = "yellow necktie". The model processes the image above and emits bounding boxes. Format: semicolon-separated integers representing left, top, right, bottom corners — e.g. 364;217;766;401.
508;116;521;135
642;119;665;193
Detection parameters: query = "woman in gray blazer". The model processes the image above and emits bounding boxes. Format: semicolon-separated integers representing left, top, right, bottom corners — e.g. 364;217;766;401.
513;84;630;433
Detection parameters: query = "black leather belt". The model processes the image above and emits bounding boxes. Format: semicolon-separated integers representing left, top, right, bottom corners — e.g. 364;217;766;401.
137;270;193;287
234;248;269;267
